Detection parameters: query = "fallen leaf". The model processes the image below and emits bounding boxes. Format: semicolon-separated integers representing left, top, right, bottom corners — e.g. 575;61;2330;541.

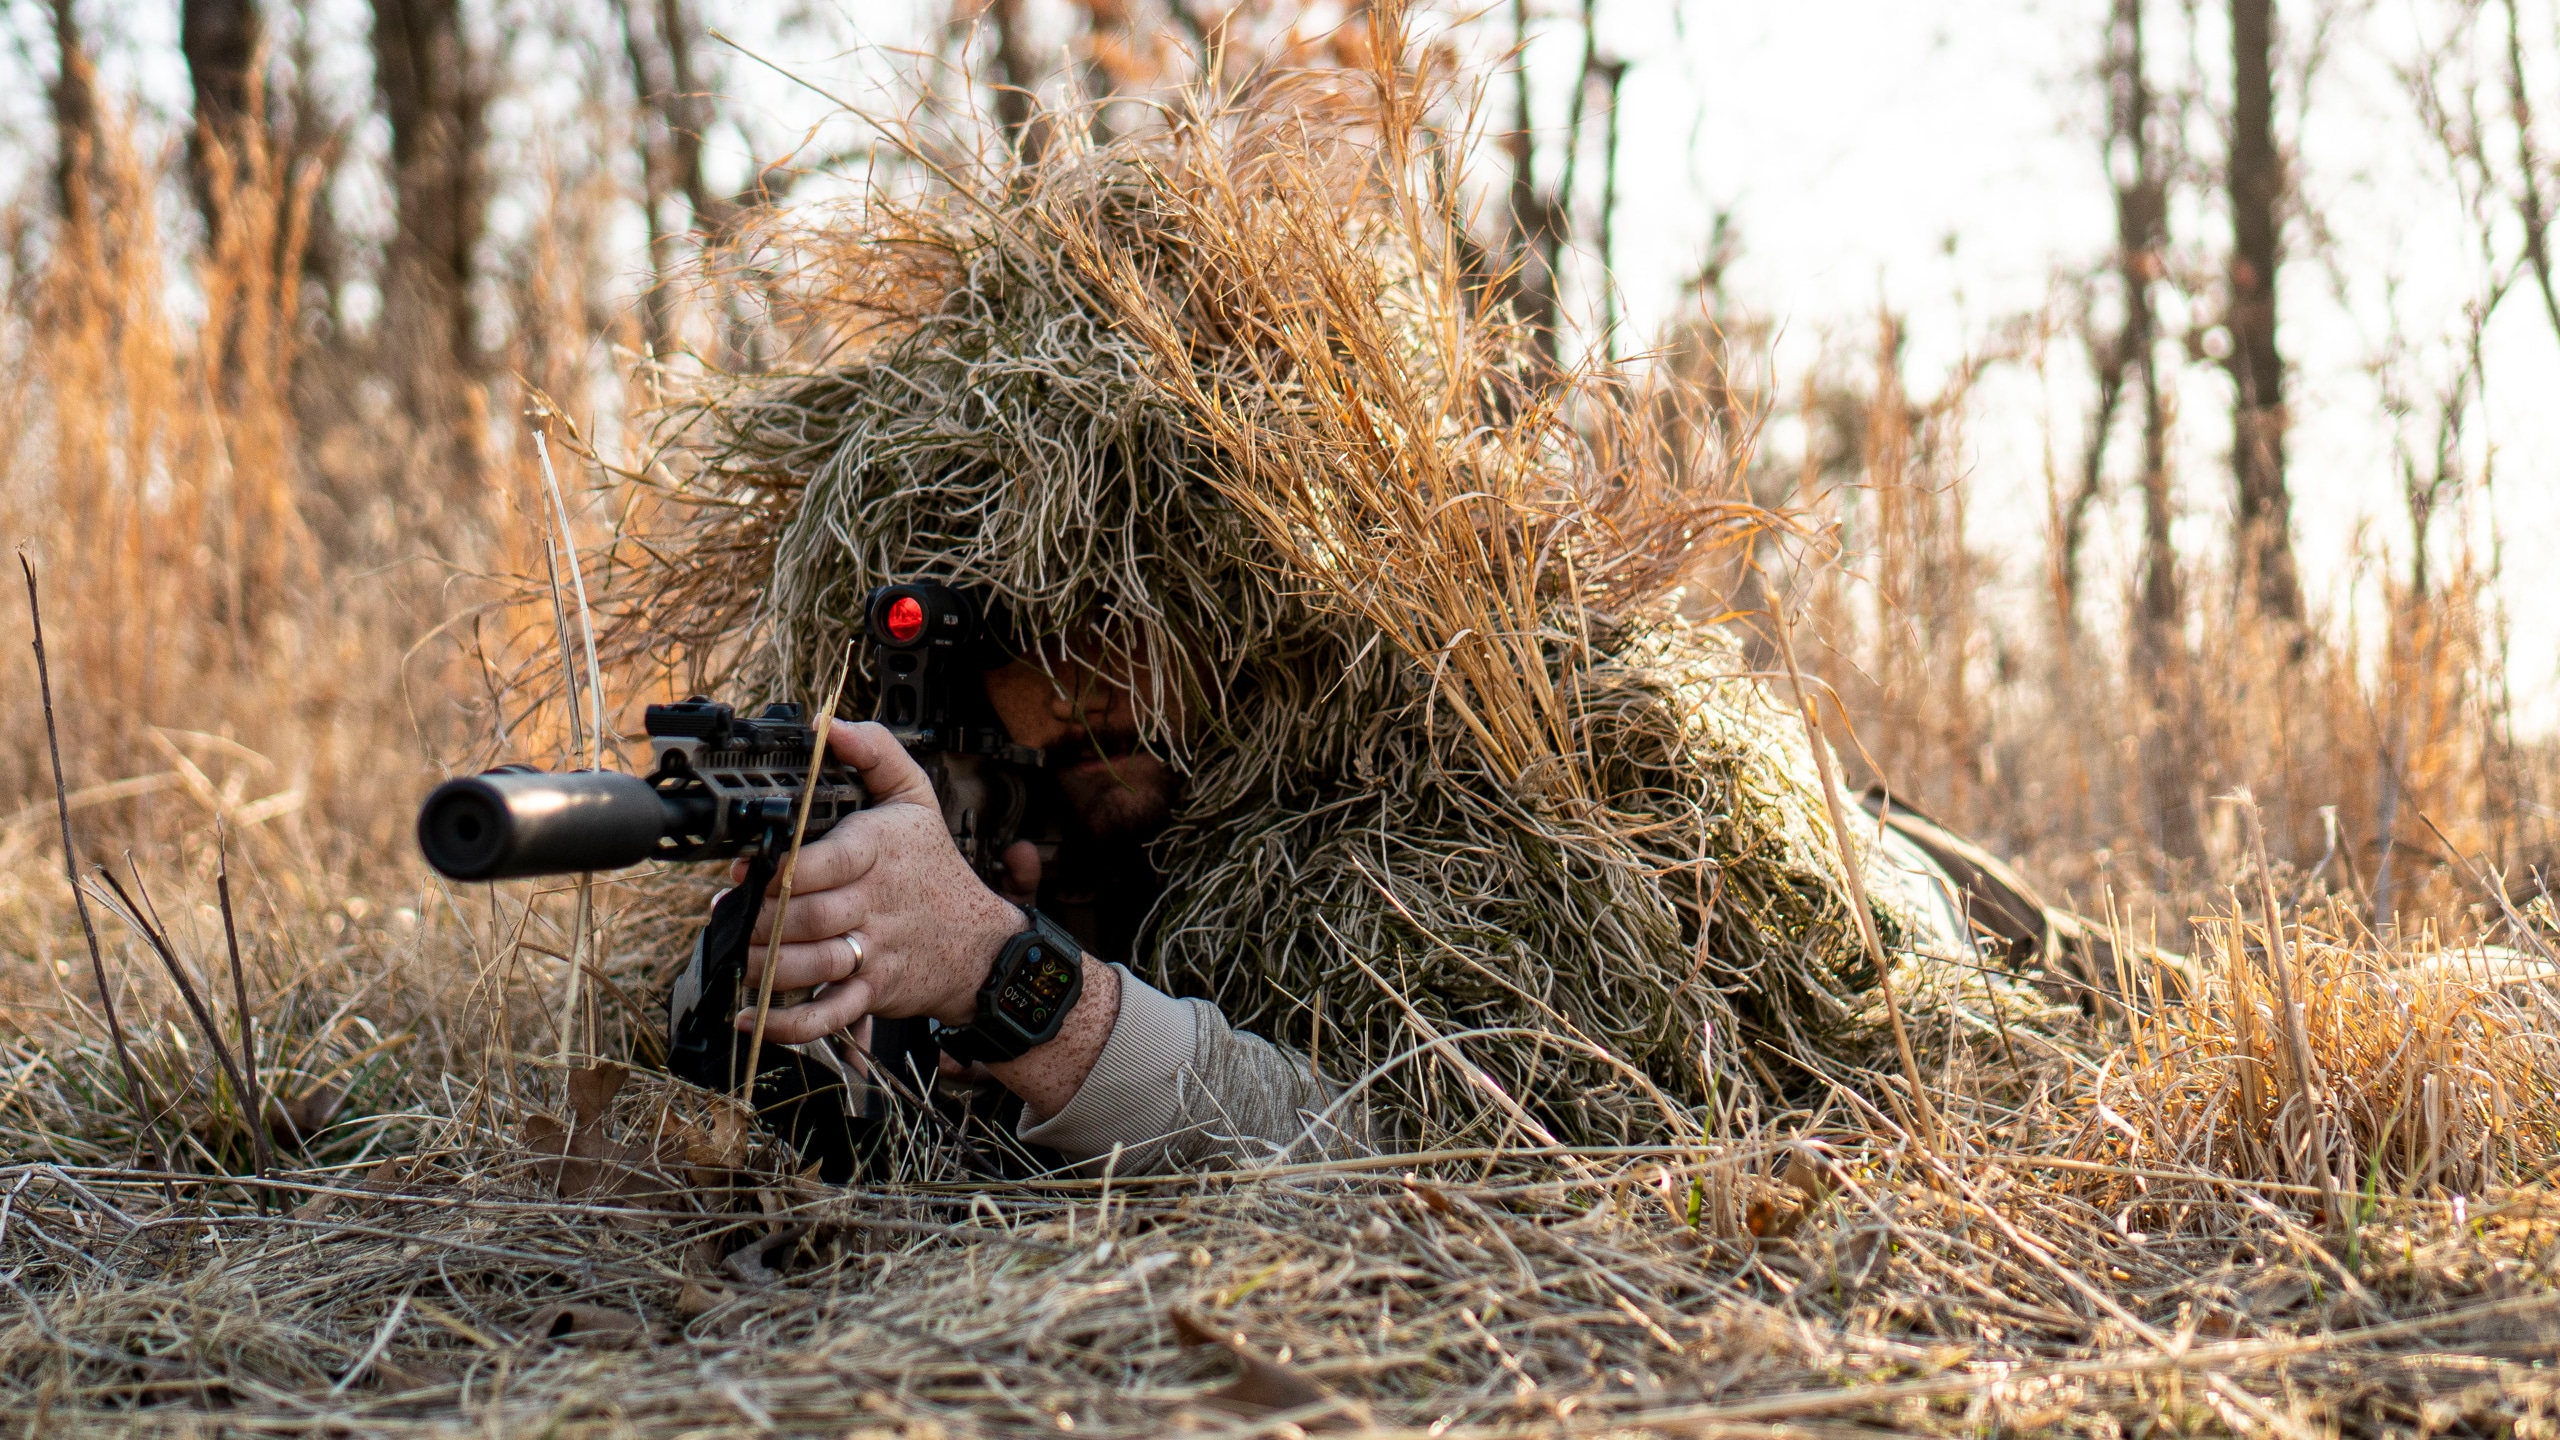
1782;1147;1834;1204
1170;1308;1356;1431
266;1084;346;1150
525;1303;647;1347
724;1224;808;1286
675;1279;730;1319
2239;1269;2311;1317
521;1112;671;1204
1210;1351;1330;1419
1744;1195;1781;1238
676;1278;740;1337
567;1064;629;1129
370;1356;457;1391
643;1116;730;1191
1745;1192;1808;1240
703;1102;752;1168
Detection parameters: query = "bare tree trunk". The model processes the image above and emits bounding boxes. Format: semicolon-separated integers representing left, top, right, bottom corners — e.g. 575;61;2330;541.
654;0;736;234
2498;0;2560;347
2228;0;2302;623
2073;0;2201;863
1594;56;1625;360
182;0;265;241
1502;0;1561;368
619;0;764;369
616;0;683;359
281;0;349;337
1070;0;1134;145
2064;0;2174;625
2134;367;2197;863
989;0;1046;162
47;0;100;229
371;0;488;490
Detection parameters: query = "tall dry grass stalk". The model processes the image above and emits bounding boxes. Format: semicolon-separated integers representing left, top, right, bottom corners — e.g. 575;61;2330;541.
2094;903;2559;1203
1693;307;2537;950
0;93;323;853
1054;32;1765;806
0;80;678;1187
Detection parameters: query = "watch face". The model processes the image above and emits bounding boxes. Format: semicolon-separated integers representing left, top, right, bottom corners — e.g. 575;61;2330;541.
997;942;1081;1038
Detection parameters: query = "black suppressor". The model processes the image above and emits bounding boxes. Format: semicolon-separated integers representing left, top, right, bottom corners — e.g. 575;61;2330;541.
416;699;865;881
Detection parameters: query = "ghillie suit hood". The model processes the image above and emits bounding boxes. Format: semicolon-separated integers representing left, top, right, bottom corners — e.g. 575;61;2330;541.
626;54;1942;1150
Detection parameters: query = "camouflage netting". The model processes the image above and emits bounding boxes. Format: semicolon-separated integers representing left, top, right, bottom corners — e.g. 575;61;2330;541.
623;59;1964;1150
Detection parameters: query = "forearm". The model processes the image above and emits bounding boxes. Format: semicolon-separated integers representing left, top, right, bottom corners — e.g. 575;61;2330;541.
987;957;1120;1121
1013;967;1366;1173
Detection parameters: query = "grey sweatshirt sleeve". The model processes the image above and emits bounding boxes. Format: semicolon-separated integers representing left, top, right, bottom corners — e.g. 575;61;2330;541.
1015;966;1365;1173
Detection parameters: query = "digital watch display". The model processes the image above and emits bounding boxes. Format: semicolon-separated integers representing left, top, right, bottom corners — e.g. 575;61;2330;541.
938;908;1085;1064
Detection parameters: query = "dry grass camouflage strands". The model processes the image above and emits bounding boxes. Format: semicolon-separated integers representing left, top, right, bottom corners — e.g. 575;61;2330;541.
620;58;2006;1154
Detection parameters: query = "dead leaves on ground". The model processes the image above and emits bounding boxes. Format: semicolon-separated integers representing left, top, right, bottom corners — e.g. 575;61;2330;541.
263;1082;345;1150
519;1063;751;1209
1172;1307;1364;1431
290;1154;419;1221
1745;1146;1839;1240
524;1302;651;1347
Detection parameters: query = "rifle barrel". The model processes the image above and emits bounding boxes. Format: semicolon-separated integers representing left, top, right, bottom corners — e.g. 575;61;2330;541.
417;769;676;880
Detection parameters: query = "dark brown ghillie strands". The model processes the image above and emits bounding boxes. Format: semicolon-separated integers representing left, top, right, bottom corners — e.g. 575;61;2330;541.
20;551;171;1178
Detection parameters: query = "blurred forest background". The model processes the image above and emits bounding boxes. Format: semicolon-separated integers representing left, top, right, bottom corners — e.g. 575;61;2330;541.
0;0;2552;953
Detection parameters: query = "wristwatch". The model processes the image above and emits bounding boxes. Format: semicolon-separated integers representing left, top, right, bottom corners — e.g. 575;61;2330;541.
936;908;1085;1064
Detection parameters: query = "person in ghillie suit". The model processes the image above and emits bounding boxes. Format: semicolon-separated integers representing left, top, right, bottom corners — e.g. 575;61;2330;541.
635;35;2055;1177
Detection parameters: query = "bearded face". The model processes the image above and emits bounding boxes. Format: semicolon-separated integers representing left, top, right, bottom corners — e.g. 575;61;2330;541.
978;636;1183;840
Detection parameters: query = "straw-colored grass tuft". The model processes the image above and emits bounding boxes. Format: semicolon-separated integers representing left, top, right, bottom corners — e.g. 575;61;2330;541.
2093;904;2560;1208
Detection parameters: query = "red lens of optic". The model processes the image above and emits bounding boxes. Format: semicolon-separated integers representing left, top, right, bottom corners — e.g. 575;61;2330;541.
884;594;927;643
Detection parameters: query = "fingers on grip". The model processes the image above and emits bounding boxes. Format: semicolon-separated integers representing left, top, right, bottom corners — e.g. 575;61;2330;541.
743;978;875;1045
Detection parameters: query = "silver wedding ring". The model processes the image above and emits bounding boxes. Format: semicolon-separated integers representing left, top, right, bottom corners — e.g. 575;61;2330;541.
842;932;866;975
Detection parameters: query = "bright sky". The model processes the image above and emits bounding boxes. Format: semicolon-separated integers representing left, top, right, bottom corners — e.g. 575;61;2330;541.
6;0;2554;728
1573;0;2560;732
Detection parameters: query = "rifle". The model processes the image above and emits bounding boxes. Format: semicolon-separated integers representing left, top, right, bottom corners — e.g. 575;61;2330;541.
416;582;1055;1177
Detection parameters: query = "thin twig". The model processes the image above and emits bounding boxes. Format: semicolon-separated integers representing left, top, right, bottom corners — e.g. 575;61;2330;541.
216;820;277;1187
536;427;611;771
1763;571;1939;1155
741;641;857;1099
2237;791;2342;1230
539;420;611;1072
19;552;172;1186
94;865;268;1186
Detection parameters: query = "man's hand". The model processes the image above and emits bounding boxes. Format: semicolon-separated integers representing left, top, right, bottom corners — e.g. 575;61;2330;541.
732;720;1025;1045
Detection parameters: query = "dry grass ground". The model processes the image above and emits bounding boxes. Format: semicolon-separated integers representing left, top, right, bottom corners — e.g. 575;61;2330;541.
6;39;2560;1440
2;817;2558;1436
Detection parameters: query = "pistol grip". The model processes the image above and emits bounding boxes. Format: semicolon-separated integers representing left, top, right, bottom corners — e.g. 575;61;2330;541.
664;856;775;1093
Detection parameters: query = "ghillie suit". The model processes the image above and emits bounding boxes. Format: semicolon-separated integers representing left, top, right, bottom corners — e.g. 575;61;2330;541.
623;52;1977;1152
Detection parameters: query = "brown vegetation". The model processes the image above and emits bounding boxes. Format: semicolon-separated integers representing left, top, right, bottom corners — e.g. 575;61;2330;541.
0;2;2555;1436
